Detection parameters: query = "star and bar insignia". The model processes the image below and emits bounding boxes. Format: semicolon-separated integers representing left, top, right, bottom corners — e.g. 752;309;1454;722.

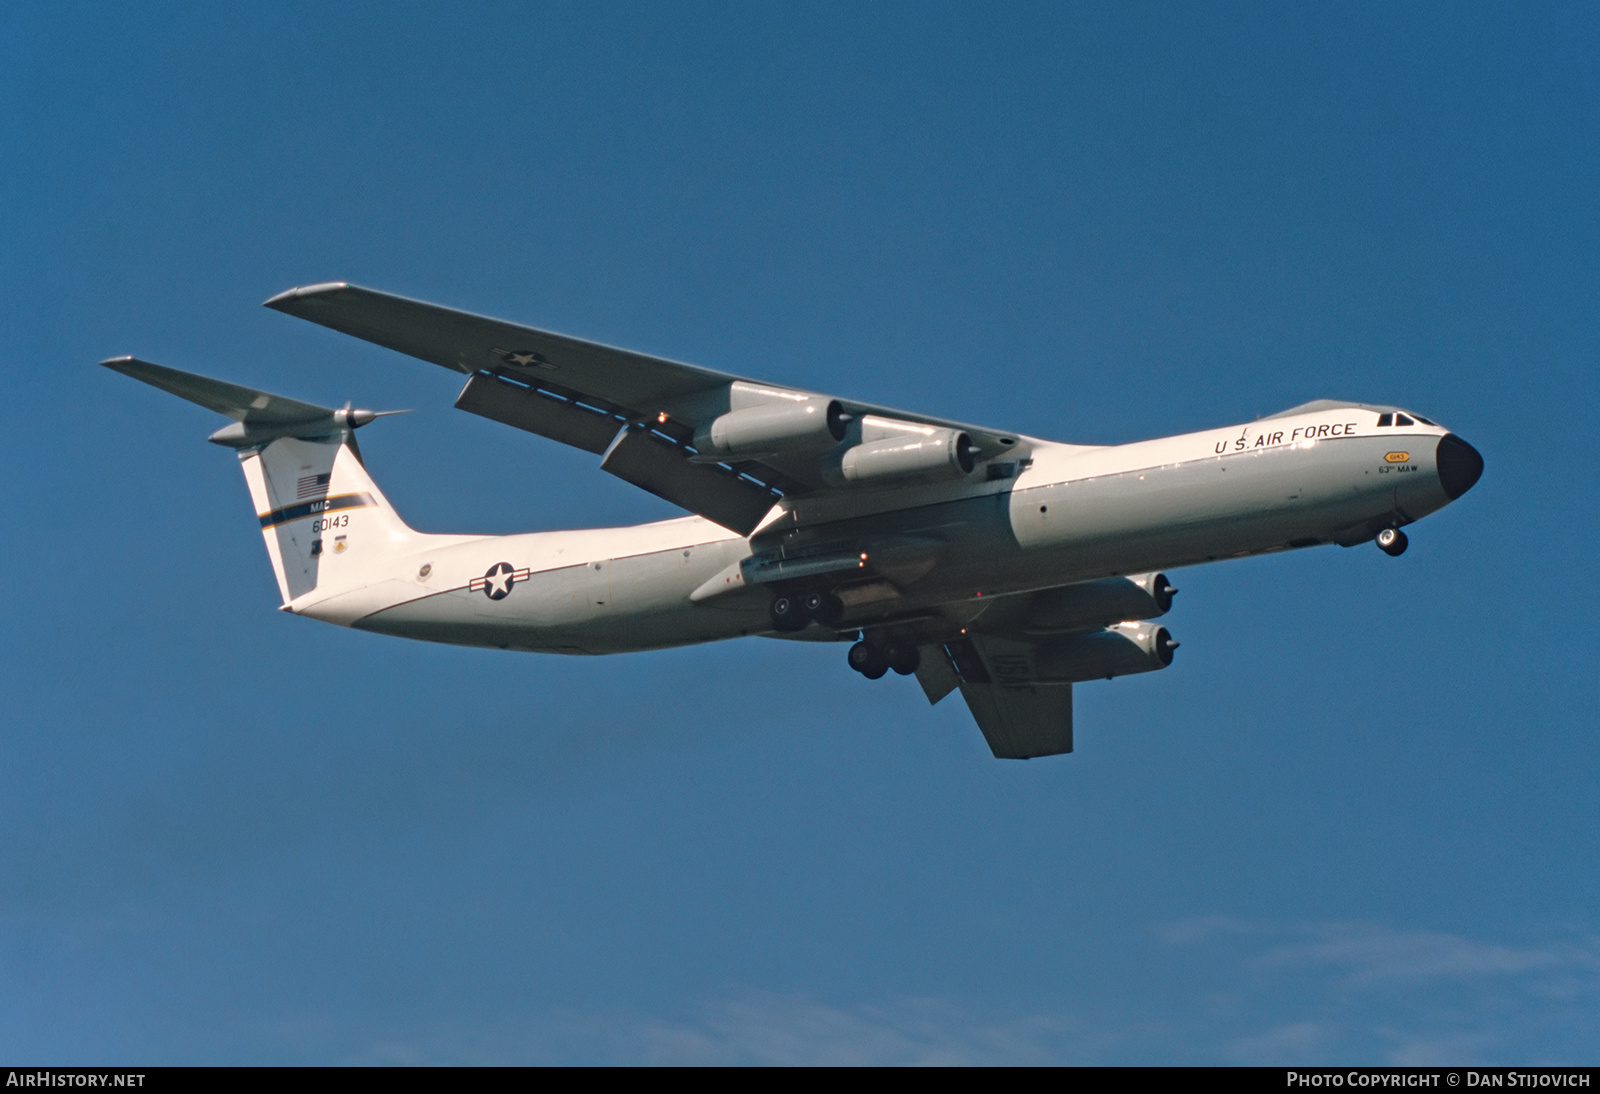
492;347;558;371
469;561;533;601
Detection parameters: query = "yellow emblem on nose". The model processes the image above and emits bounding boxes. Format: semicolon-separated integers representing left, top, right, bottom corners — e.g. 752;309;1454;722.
1384;451;1410;464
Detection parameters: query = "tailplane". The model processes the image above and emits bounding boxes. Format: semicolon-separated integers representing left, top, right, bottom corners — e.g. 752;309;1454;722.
102;357;418;608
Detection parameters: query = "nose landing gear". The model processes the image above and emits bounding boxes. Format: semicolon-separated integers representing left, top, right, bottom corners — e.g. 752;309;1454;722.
1376;527;1408;557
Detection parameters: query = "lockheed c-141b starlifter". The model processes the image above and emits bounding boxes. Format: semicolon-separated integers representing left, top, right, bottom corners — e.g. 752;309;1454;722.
104;283;1483;758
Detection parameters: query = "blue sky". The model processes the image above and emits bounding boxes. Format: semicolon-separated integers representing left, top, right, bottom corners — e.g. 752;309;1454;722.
3;1;1597;1064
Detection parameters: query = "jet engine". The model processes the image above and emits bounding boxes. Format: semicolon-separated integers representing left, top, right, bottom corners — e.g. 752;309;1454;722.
694;394;846;457
821;415;976;485
1032;622;1178;683
1026;573;1176;633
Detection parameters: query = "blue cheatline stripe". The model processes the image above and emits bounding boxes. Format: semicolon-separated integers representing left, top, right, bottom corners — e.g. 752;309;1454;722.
258;492;376;529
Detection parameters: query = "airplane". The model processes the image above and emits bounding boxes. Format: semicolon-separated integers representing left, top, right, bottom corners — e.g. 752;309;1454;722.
103;282;1484;759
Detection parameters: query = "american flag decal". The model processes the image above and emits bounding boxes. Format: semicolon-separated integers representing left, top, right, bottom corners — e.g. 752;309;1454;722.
297;473;330;499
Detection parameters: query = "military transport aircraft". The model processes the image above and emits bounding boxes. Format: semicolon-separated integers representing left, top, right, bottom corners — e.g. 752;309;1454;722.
104;283;1483;759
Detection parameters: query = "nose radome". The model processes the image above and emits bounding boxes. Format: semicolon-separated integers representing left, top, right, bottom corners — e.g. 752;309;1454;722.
1436;434;1484;500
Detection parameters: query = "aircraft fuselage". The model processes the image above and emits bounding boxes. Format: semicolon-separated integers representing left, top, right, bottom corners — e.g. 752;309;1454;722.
296;403;1475;655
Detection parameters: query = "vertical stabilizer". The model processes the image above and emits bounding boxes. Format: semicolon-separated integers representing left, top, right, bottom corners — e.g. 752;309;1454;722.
241;434;418;605
102;356;421;609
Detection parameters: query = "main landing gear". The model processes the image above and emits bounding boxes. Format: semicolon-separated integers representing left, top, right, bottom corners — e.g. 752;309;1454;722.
769;589;844;631
1375;527;1408;557
767;590;918;680
847;640;919;680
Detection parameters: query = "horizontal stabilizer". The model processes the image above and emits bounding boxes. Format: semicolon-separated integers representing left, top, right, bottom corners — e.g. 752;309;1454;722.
100;357;405;446
102;357;336;424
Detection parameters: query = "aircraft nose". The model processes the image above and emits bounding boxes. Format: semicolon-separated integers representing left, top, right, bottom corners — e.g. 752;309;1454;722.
1436;433;1484;500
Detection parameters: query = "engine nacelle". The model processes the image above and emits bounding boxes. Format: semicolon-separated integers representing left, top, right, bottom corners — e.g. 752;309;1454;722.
821;415;976;485
1027;572;1176;632
694;395;846;457
1032;622;1178;683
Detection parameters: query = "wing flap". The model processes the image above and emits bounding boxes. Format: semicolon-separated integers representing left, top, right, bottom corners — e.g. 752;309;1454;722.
599;427;779;535
913;642;961;705
941;635;1074;759
454;372;623;455
957;680;1074;759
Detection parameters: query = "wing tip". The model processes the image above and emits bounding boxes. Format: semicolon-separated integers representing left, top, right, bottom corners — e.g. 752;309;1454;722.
99;354;162;378
263;281;353;310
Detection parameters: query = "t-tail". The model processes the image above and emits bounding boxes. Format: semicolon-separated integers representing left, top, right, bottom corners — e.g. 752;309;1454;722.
102;357;426;611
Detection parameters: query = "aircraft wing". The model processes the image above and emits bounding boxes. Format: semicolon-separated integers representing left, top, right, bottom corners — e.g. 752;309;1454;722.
265;282;1025;534
916;634;1074;759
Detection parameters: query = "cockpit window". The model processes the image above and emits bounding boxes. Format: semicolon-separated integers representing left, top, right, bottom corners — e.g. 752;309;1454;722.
1412;414;1435;425
1377;413;1394;427
1394;413;1415;426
